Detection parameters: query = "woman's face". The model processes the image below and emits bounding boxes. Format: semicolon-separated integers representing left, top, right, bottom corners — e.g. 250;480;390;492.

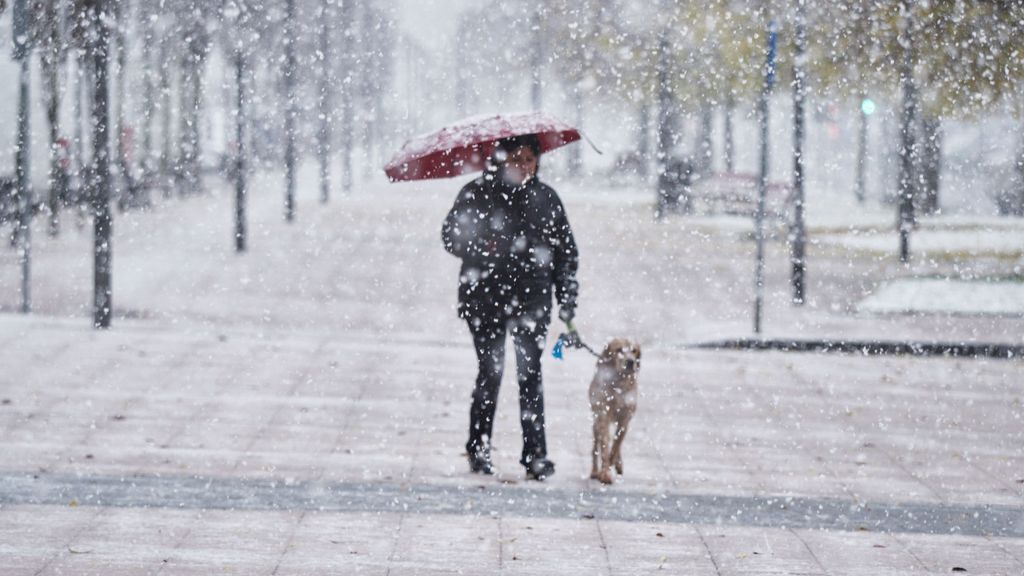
502;145;538;186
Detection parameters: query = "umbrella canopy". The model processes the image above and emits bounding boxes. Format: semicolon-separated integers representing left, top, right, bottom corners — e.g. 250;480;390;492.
384;112;582;182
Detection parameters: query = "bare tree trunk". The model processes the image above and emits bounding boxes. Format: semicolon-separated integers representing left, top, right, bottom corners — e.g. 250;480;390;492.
88;0;114;329
160;39;173;197
918;114;941;215
234;51;247;251
790;0;807;306
72;49;91;229
1017;115;1024;215
530;7;542;110
42;2;67;237
339;0;354;193
696;102;713;174
636;98;650;180
283;0;297;221
897;2;917;263
655;27;675;218
176;54;189;195
70;52;82;185
363;113;376;181
185;49;205;195
360;3;375;182
374;106;385;179
178;2;208;196
113;0;134;210
724;91;735;173
14;48;31;311
317;0;333;203
140;4;155;177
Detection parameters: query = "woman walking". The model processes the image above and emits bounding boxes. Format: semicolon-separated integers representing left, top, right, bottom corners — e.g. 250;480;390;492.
441;134;579;480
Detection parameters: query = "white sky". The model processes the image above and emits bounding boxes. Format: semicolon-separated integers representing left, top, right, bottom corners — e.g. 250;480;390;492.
395;0;473;46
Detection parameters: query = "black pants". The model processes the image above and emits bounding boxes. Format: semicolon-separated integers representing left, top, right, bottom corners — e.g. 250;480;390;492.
465;307;549;467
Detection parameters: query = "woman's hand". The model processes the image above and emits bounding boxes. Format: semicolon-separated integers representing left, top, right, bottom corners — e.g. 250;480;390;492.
558;306;575;324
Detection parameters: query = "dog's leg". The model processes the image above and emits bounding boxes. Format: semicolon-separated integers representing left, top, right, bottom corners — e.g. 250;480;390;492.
590;415;603;480
609;413;632;476
593;412;613;484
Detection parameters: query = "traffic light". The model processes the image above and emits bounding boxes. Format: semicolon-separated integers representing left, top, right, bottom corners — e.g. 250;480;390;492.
861;98;876;116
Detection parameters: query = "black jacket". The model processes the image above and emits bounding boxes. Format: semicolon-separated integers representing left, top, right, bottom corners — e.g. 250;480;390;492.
442;173;579;320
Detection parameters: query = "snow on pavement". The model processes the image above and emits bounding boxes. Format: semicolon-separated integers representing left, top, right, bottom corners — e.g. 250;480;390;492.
860;277;1024;316
2;168;1023;573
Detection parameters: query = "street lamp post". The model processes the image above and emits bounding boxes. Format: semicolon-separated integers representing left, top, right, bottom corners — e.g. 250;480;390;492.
224;2;247;252
753;20;777;335
856;97;875;204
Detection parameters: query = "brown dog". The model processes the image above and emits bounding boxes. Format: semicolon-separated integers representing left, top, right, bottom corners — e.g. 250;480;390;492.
589;338;641;485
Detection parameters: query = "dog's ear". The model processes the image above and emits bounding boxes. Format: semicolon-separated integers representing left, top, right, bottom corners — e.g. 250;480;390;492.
633;343;642;360
600;340;619;363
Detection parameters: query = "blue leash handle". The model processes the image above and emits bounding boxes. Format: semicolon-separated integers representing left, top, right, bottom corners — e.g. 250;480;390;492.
551;330;599;360
552;336;565;359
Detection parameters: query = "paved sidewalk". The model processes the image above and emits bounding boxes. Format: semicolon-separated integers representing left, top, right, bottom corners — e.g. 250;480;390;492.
2;316;1022;574
6;505;1024;575
2;172;1023;574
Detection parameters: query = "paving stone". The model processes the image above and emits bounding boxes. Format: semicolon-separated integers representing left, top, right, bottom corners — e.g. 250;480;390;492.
698;525;827;575
599;520;718;575
273;511;398;575
499;515;608;575
2;177;1022;574
796;529;929;576
895;532;1024;575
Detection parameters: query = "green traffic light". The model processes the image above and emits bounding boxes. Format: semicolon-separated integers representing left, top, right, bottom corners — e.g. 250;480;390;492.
861;98;876;116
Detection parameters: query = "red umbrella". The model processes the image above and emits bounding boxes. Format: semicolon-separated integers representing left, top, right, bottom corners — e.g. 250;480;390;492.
384;112;585;182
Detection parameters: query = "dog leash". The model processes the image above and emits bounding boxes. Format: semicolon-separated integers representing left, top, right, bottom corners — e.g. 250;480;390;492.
552;320;600;359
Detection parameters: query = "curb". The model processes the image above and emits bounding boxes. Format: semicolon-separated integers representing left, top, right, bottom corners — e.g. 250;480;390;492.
692;339;1024;360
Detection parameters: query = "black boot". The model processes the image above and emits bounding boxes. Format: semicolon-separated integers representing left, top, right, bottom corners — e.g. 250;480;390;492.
468;449;494;475
524;458;555;481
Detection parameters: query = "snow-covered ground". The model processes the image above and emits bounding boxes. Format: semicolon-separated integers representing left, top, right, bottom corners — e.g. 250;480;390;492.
2;167;1023;573
860;278;1024;316
818;228;1024;259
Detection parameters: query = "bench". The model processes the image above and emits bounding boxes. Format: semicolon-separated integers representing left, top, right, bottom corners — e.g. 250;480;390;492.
686;172;793;220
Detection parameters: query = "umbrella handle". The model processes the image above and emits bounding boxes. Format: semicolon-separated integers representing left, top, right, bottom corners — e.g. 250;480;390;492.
579;130;603;155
